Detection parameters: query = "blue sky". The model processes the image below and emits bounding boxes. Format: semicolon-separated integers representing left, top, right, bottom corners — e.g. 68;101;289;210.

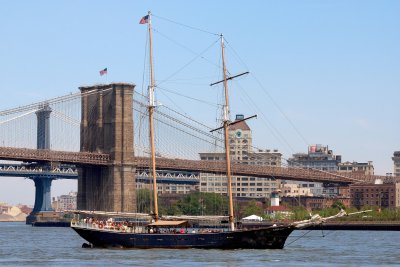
0;1;399;205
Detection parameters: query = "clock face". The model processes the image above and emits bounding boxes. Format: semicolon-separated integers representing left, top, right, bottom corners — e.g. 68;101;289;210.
236;130;242;138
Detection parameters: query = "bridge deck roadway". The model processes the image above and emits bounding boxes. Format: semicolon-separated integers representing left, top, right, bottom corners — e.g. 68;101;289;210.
0;147;394;184
134;157;366;184
0;147;110;165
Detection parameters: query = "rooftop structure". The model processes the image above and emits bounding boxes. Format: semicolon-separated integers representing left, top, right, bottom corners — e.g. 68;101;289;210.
287;144;341;196
338;161;374;175
393;151;400;177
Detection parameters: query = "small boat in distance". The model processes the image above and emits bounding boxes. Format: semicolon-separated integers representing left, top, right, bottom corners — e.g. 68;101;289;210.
70;12;368;249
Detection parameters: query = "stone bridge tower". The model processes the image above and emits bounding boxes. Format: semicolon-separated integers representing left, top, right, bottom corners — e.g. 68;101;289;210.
77;83;136;212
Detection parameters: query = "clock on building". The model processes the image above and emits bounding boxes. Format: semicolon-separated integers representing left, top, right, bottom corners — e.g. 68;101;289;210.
235;130;242;138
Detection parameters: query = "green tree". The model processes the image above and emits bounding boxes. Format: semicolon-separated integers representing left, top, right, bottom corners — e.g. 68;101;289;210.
290;206;310;221
176;192;228;216
136;189;152;213
239;200;264;218
331;200;345;210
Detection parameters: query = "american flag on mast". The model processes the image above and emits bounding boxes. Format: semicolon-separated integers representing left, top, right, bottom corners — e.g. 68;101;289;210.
139;15;149;24
99;68;108;76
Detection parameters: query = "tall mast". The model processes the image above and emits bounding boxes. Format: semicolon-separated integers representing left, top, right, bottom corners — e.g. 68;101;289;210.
147;11;159;221
220;34;235;231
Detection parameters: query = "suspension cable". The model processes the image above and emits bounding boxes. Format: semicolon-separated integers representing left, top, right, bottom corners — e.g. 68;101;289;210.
152;14;219;36
224;38;310;146
156;38;220;87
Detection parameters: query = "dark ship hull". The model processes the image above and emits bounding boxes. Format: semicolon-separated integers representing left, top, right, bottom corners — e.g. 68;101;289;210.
71;225;295;249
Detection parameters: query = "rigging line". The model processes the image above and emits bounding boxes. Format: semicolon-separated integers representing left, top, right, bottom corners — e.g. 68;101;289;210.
141;28;149;96
156;81;210;86
224;38;250;72
153;28;221;69
155;107;224;141
163;104;215;131
156;38;220;88
157;86;220;108
136;101;223;143
133;107;225;150
162;106;213;130
157;76;217;82
233;79;296;153
141;100;222;141
252;73;310;146
225;38;309;146
157;88;188;115
284;229;314;247
152;14;219;36
231;89;281;153
133;90;214;131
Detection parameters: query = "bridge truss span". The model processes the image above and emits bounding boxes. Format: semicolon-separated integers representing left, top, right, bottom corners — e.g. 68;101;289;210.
0;147;110;166
133;157;369;184
0;147;392;184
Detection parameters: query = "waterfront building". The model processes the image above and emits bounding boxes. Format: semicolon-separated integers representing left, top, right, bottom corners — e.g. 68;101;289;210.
199;114;280;198
287;144;341;196
337;186;350;198
393;151;400;177
349;181;400;209
0;202;8;213
52;191;77;211
281;183;313;197
338;161;374;175
0;203;28;222
281;196;350;211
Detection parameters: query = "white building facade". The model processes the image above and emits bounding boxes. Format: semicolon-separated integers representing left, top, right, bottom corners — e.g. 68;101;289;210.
52;191;77;211
199;114;281;198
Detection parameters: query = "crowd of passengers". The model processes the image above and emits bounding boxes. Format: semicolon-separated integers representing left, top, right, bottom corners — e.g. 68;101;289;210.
73;217;224;233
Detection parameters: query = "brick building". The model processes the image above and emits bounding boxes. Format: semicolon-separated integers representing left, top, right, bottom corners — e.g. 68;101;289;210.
281;196;350;211
350;182;400;209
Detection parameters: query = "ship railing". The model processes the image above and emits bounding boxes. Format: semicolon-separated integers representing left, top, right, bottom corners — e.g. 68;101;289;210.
71;219;146;233
71;220;229;234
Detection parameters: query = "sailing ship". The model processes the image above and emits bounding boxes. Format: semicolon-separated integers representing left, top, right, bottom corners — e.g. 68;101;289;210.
70;12;360;249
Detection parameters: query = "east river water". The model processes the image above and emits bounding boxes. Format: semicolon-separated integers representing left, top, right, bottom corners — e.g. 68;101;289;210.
0;222;399;266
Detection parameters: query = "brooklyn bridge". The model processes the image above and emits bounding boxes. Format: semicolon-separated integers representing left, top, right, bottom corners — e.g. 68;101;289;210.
0;83;394;216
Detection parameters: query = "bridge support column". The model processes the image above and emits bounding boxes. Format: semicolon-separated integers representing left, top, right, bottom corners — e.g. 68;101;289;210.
32;178;53;212
78;83;136;212
27;104;54;224
26;176;57;224
36;103;52;149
